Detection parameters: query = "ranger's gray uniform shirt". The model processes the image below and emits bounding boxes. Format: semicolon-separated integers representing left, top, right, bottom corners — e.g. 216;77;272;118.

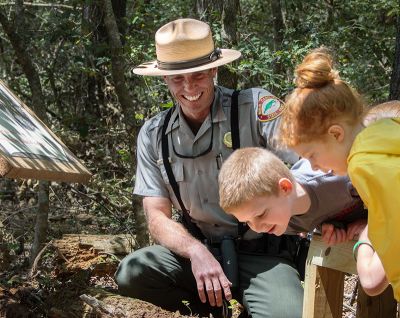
134;86;298;242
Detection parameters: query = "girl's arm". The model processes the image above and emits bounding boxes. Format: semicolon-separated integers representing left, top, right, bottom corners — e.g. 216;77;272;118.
355;225;389;296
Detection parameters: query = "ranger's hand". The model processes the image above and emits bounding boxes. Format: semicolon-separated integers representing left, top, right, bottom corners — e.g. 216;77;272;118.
189;244;232;307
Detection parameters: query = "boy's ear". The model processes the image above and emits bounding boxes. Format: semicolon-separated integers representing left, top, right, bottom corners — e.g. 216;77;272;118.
278;178;293;195
328;124;345;142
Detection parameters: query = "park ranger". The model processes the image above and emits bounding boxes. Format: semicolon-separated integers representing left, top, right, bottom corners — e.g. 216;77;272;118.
115;18;303;318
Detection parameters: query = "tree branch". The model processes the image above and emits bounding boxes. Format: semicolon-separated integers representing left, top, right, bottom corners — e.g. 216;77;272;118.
0;2;77;10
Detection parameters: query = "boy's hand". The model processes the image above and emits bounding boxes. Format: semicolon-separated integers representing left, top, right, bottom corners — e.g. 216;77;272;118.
321;219;368;246
321;223;347;246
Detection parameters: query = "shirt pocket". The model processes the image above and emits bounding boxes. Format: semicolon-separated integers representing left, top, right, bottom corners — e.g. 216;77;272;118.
197;170;220;205
158;160;184;184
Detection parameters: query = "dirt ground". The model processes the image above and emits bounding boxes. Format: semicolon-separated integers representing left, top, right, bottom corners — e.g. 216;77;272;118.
0;233;366;318
0;234;237;318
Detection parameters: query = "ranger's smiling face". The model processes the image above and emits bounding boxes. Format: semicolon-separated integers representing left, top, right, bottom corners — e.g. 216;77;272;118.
164;69;217;122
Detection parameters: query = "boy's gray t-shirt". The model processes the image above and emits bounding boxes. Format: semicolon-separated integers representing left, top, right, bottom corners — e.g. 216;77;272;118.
286;159;366;235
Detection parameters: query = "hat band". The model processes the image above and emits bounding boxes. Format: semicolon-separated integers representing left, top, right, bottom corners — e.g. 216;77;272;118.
157;48;222;71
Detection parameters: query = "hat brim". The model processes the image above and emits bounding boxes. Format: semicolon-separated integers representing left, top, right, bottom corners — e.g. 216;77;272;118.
132;49;241;76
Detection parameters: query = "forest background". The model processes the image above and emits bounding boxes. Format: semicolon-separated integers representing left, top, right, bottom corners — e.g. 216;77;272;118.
0;0;400;316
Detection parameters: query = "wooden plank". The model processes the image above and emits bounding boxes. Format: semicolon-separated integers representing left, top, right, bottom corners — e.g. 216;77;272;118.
303;262;344;318
308;235;357;275
303;260;318;318
316;267;344;318
356;283;398;318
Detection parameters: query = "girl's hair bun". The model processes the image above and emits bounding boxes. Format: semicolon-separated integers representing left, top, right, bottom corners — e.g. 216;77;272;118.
295;48;339;89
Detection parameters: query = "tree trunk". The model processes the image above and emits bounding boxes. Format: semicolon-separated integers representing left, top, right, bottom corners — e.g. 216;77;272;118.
389;13;400;100
195;0;221;21
0;7;50;266
326;0;335;28
79;1;104;137
30;181;49;264
218;0;240;88
270;0;285;75
100;0;149;248
0;11;46;119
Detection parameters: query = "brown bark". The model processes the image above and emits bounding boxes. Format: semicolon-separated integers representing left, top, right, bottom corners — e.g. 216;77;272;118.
195;0;221;20
390;13;400;100
217;0;240;88
0;11;46;120
270;0;285;75
81;1;103;126
100;0;148;247
30;180;49;265
326;0;335;27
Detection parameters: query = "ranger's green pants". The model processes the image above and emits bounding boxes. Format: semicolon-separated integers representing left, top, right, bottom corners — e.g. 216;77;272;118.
115;245;303;318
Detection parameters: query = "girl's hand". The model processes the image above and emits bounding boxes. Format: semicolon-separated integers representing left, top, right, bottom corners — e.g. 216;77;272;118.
346;219;368;241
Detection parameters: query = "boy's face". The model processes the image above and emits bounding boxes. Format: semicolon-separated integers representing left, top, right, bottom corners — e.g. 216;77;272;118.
229;192;293;236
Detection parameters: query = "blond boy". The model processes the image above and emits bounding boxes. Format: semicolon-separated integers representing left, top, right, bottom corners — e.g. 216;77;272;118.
219;147;365;236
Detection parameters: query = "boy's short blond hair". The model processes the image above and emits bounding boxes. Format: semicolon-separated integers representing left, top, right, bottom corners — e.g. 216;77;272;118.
363;100;400;126
219;147;294;212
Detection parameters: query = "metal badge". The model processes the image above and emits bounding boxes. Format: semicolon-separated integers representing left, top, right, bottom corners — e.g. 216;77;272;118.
223;132;232;148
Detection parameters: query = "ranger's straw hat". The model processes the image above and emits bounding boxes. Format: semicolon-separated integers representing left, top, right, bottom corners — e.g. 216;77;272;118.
132;18;241;76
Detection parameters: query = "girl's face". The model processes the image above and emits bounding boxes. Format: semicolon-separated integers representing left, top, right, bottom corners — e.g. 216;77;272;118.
291;124;356;176
292;139;348;175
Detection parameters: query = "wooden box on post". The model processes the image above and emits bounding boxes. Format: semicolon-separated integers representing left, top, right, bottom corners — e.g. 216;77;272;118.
0;80;91;183
303;234;397;318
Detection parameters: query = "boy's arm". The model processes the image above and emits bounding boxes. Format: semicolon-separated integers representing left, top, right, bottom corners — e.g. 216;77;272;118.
355;225;389;296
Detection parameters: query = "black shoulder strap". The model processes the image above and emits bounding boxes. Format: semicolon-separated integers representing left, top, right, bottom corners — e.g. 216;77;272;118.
231;90;249;237
231;90;240;150
161;108;206;241
161;108;185;211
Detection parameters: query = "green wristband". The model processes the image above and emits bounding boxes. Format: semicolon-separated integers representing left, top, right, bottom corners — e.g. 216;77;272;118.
353;240;374;262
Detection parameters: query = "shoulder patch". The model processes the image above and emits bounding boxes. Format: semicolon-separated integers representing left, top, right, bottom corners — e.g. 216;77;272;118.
257;96;285;122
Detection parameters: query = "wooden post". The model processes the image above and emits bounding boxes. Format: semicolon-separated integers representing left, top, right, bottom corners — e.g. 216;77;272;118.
302;235;398;318
303;260;344;318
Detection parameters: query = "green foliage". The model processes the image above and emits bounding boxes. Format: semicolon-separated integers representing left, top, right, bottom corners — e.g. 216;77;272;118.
228;298;239;308
235;0;399;101
181;299;192;315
